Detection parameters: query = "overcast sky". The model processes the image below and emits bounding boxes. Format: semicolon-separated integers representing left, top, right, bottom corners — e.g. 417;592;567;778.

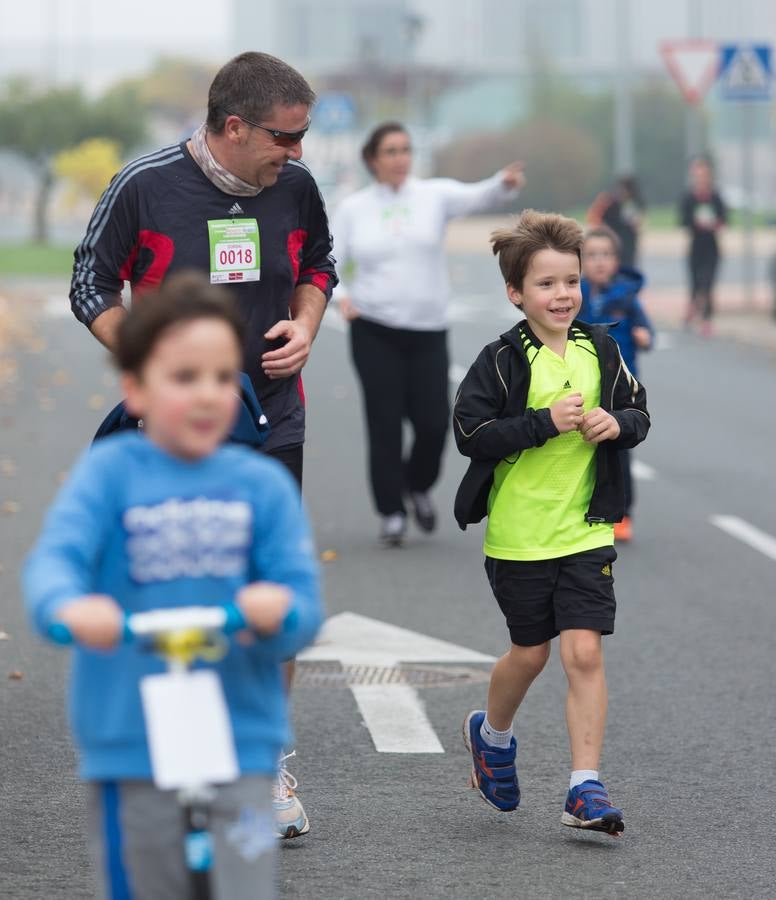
0;0;227;41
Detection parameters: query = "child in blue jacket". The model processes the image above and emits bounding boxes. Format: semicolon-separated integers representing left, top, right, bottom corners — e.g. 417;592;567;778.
22;272;322;900
580;226;654;542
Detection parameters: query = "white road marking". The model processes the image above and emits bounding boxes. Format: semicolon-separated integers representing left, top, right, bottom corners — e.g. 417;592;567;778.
350;684;444;753
632;460;656;481
299;612;494;754
710;515;776;563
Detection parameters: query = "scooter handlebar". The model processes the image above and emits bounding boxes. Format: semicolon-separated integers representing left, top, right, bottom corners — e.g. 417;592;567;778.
47;603;297;646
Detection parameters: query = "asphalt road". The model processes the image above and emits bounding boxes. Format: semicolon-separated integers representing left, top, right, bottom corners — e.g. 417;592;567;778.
1;283;776;899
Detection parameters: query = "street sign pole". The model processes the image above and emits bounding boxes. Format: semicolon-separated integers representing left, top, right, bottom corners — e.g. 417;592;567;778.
660;40;718;158
718;43;773;311
614;0;634;174
740;102;756;307
684;0;705;157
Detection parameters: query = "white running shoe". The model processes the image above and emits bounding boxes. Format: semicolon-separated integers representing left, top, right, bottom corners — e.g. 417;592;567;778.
380;513;407;546
273;750;310;839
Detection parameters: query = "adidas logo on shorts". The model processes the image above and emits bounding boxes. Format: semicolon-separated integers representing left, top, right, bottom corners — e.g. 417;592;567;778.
601;564;612;576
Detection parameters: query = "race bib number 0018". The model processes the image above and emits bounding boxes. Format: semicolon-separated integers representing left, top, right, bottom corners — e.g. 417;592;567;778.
208;218;261;284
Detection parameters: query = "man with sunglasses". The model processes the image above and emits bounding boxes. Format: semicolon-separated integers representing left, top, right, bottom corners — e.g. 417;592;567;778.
69;51;336;839
71;51;335;483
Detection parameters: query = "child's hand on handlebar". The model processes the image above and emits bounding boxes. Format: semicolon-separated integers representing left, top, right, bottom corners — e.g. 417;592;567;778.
56;595;124;650
236;583;292;635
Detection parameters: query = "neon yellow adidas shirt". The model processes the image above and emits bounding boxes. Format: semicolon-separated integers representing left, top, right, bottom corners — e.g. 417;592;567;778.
484;333;614;560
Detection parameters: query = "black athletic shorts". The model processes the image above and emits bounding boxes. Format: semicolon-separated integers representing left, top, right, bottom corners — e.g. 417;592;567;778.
484;546;618;646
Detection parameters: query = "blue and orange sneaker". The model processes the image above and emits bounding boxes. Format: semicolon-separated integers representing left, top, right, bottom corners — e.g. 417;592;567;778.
462;710;519;812
561;780;624;836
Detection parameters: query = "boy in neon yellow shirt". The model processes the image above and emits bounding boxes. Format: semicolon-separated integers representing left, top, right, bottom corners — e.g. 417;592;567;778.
453;210;650;835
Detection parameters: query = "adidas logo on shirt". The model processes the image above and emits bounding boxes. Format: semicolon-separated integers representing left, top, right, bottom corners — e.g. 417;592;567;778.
563;380;571;389
228;202;244;216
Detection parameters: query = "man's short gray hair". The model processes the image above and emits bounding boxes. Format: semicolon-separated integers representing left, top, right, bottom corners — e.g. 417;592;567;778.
207;52;316;132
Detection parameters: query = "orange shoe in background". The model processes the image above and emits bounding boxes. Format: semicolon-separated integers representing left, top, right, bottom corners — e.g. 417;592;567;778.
613;516;632;542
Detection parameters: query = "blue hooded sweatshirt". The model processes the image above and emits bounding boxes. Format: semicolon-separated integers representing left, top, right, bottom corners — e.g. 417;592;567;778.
22;432;322;782
580;267;653;378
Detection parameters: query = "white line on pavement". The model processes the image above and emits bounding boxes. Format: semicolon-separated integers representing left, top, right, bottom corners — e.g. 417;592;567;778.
300;612;493;754
710;515;776;563
350;684;445;753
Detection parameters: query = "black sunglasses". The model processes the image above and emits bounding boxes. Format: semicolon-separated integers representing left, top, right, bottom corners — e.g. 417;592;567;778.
222;109;311;146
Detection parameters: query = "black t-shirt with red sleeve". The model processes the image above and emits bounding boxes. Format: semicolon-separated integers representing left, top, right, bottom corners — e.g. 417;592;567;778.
70;141;337;451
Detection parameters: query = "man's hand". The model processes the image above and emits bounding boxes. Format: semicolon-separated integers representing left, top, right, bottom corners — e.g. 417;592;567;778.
236;582;292;636
56;595;124;650
579;407;621;444
261;283;327;379
550;392;584;433
501;162;526;191
261;319;313;379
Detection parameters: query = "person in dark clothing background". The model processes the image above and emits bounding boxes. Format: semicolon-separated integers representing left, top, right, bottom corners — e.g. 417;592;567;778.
679;155;727;337
587;175;644;269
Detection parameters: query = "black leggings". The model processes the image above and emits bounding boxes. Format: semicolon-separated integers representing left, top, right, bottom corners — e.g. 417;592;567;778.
350;318;449;516
689;247;720;320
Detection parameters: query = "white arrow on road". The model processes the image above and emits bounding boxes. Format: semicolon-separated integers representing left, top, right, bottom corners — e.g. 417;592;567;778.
298;612;495;753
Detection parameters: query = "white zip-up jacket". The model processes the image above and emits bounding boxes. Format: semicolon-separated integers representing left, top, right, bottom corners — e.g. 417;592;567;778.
332;174;519;331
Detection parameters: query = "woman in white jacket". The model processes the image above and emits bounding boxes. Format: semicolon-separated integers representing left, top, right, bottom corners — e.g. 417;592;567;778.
334;121;524;545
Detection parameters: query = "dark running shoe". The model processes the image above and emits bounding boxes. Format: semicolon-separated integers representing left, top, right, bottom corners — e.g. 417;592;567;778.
562;780;624;836
409;491;437;532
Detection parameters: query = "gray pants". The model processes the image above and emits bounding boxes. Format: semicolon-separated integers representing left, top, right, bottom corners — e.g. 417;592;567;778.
86;775;275;900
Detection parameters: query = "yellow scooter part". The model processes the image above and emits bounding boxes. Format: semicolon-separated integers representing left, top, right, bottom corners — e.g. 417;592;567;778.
152;628;227;666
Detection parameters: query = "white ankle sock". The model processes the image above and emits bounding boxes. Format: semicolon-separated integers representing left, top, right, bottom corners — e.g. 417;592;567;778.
480;717;513;749
570;769;599;789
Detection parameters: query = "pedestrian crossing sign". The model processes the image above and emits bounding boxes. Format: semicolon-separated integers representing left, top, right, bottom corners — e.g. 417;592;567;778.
718;44;772;101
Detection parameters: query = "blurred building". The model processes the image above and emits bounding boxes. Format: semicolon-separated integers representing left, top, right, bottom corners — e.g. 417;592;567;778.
232;0;418;73
232;0;776;80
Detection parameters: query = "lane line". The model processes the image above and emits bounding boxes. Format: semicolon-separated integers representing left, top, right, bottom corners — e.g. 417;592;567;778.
350;684;445;753
710;515;776;563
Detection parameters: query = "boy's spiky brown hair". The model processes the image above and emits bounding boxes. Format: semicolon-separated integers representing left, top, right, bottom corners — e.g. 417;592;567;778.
490;209;584;290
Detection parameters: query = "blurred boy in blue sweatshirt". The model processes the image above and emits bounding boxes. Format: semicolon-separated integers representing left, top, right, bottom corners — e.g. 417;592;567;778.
580;227;653;542
22;272;322;899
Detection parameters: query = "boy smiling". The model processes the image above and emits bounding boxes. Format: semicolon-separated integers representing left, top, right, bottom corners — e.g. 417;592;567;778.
453;210;650;835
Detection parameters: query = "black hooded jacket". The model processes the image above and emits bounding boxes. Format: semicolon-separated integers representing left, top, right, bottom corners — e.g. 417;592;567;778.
453;319;650;530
